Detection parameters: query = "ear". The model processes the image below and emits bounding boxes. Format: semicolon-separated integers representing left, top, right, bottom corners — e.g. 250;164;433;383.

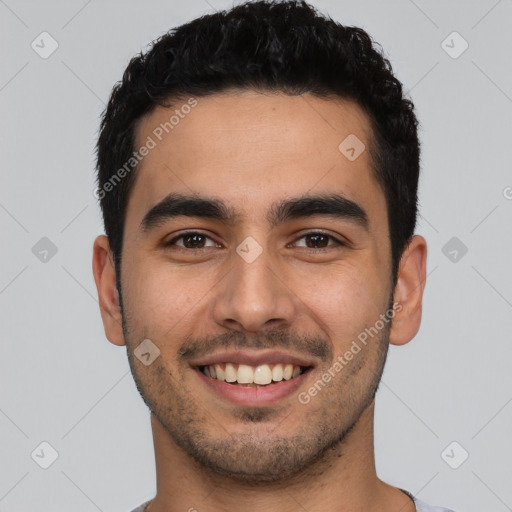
92;235;126;346
389;235;427;346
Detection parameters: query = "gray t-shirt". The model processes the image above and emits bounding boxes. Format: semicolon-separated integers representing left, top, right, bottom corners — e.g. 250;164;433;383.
129;490;456;511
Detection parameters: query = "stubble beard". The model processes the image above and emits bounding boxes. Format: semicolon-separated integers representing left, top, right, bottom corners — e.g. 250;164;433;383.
120;287;391;485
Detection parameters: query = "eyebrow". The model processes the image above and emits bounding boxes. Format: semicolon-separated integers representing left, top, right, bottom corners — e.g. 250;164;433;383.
140;192;369;232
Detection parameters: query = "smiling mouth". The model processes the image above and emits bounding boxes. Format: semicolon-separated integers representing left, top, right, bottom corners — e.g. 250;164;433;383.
198;363;312;387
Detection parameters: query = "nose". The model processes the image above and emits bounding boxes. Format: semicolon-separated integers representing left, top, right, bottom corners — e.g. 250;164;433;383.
211;243;297;333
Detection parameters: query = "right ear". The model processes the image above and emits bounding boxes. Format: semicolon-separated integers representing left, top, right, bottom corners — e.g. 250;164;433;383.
92;235;126;346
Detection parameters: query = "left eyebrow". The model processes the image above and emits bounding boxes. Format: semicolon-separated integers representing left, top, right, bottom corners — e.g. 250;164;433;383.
268;193;369;231
140;192;369;232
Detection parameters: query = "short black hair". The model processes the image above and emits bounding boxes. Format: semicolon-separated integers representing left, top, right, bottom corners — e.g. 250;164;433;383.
95;0;420;291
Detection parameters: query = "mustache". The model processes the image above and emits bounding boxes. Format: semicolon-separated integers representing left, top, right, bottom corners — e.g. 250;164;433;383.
178;330;332;363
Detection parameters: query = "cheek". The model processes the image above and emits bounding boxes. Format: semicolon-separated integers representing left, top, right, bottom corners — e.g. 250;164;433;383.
297;264;386;344
123;260;212;333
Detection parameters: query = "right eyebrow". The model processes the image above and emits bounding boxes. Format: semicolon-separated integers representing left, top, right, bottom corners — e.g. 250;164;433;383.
140;193;240;232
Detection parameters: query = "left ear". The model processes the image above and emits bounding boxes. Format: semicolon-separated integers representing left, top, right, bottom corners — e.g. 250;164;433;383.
92;234;126;346
389;235;427;346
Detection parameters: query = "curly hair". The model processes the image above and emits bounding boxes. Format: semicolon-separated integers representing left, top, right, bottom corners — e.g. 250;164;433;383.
95;0;420;290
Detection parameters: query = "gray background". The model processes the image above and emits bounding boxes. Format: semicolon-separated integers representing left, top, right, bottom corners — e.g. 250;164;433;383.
1;0;511;511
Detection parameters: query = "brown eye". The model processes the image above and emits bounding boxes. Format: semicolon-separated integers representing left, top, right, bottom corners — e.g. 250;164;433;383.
293;232;344;249
165;232;218;249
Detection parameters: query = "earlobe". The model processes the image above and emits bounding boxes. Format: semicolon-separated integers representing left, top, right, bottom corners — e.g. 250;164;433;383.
92;235;126;346
389;235;427;346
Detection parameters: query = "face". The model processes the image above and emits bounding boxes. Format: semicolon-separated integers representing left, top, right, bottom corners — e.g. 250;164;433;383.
114;90;396;482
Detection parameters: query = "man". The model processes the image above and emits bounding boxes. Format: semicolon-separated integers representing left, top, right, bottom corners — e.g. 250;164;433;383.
92;1;455;511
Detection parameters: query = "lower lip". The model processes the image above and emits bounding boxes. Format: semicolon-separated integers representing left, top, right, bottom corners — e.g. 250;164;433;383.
194;368;311;406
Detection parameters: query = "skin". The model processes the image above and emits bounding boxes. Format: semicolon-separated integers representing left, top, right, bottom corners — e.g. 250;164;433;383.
93;89;427;512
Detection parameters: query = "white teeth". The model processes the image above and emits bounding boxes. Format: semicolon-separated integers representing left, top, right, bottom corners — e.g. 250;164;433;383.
237;364;254;384
225;363;237;383
202;362;305;385
272;364;284;382
254;364;272;385
214;364;225;381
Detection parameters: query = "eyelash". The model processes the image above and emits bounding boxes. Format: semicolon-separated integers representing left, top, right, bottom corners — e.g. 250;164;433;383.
164;231;346;251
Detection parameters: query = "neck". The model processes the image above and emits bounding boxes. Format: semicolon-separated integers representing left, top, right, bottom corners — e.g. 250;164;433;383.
144;400;415;512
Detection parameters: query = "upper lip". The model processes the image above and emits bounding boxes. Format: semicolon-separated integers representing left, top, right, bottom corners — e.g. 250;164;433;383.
189;349;317;368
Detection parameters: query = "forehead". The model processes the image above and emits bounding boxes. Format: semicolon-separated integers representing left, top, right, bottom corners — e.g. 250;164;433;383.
126;90;385;229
